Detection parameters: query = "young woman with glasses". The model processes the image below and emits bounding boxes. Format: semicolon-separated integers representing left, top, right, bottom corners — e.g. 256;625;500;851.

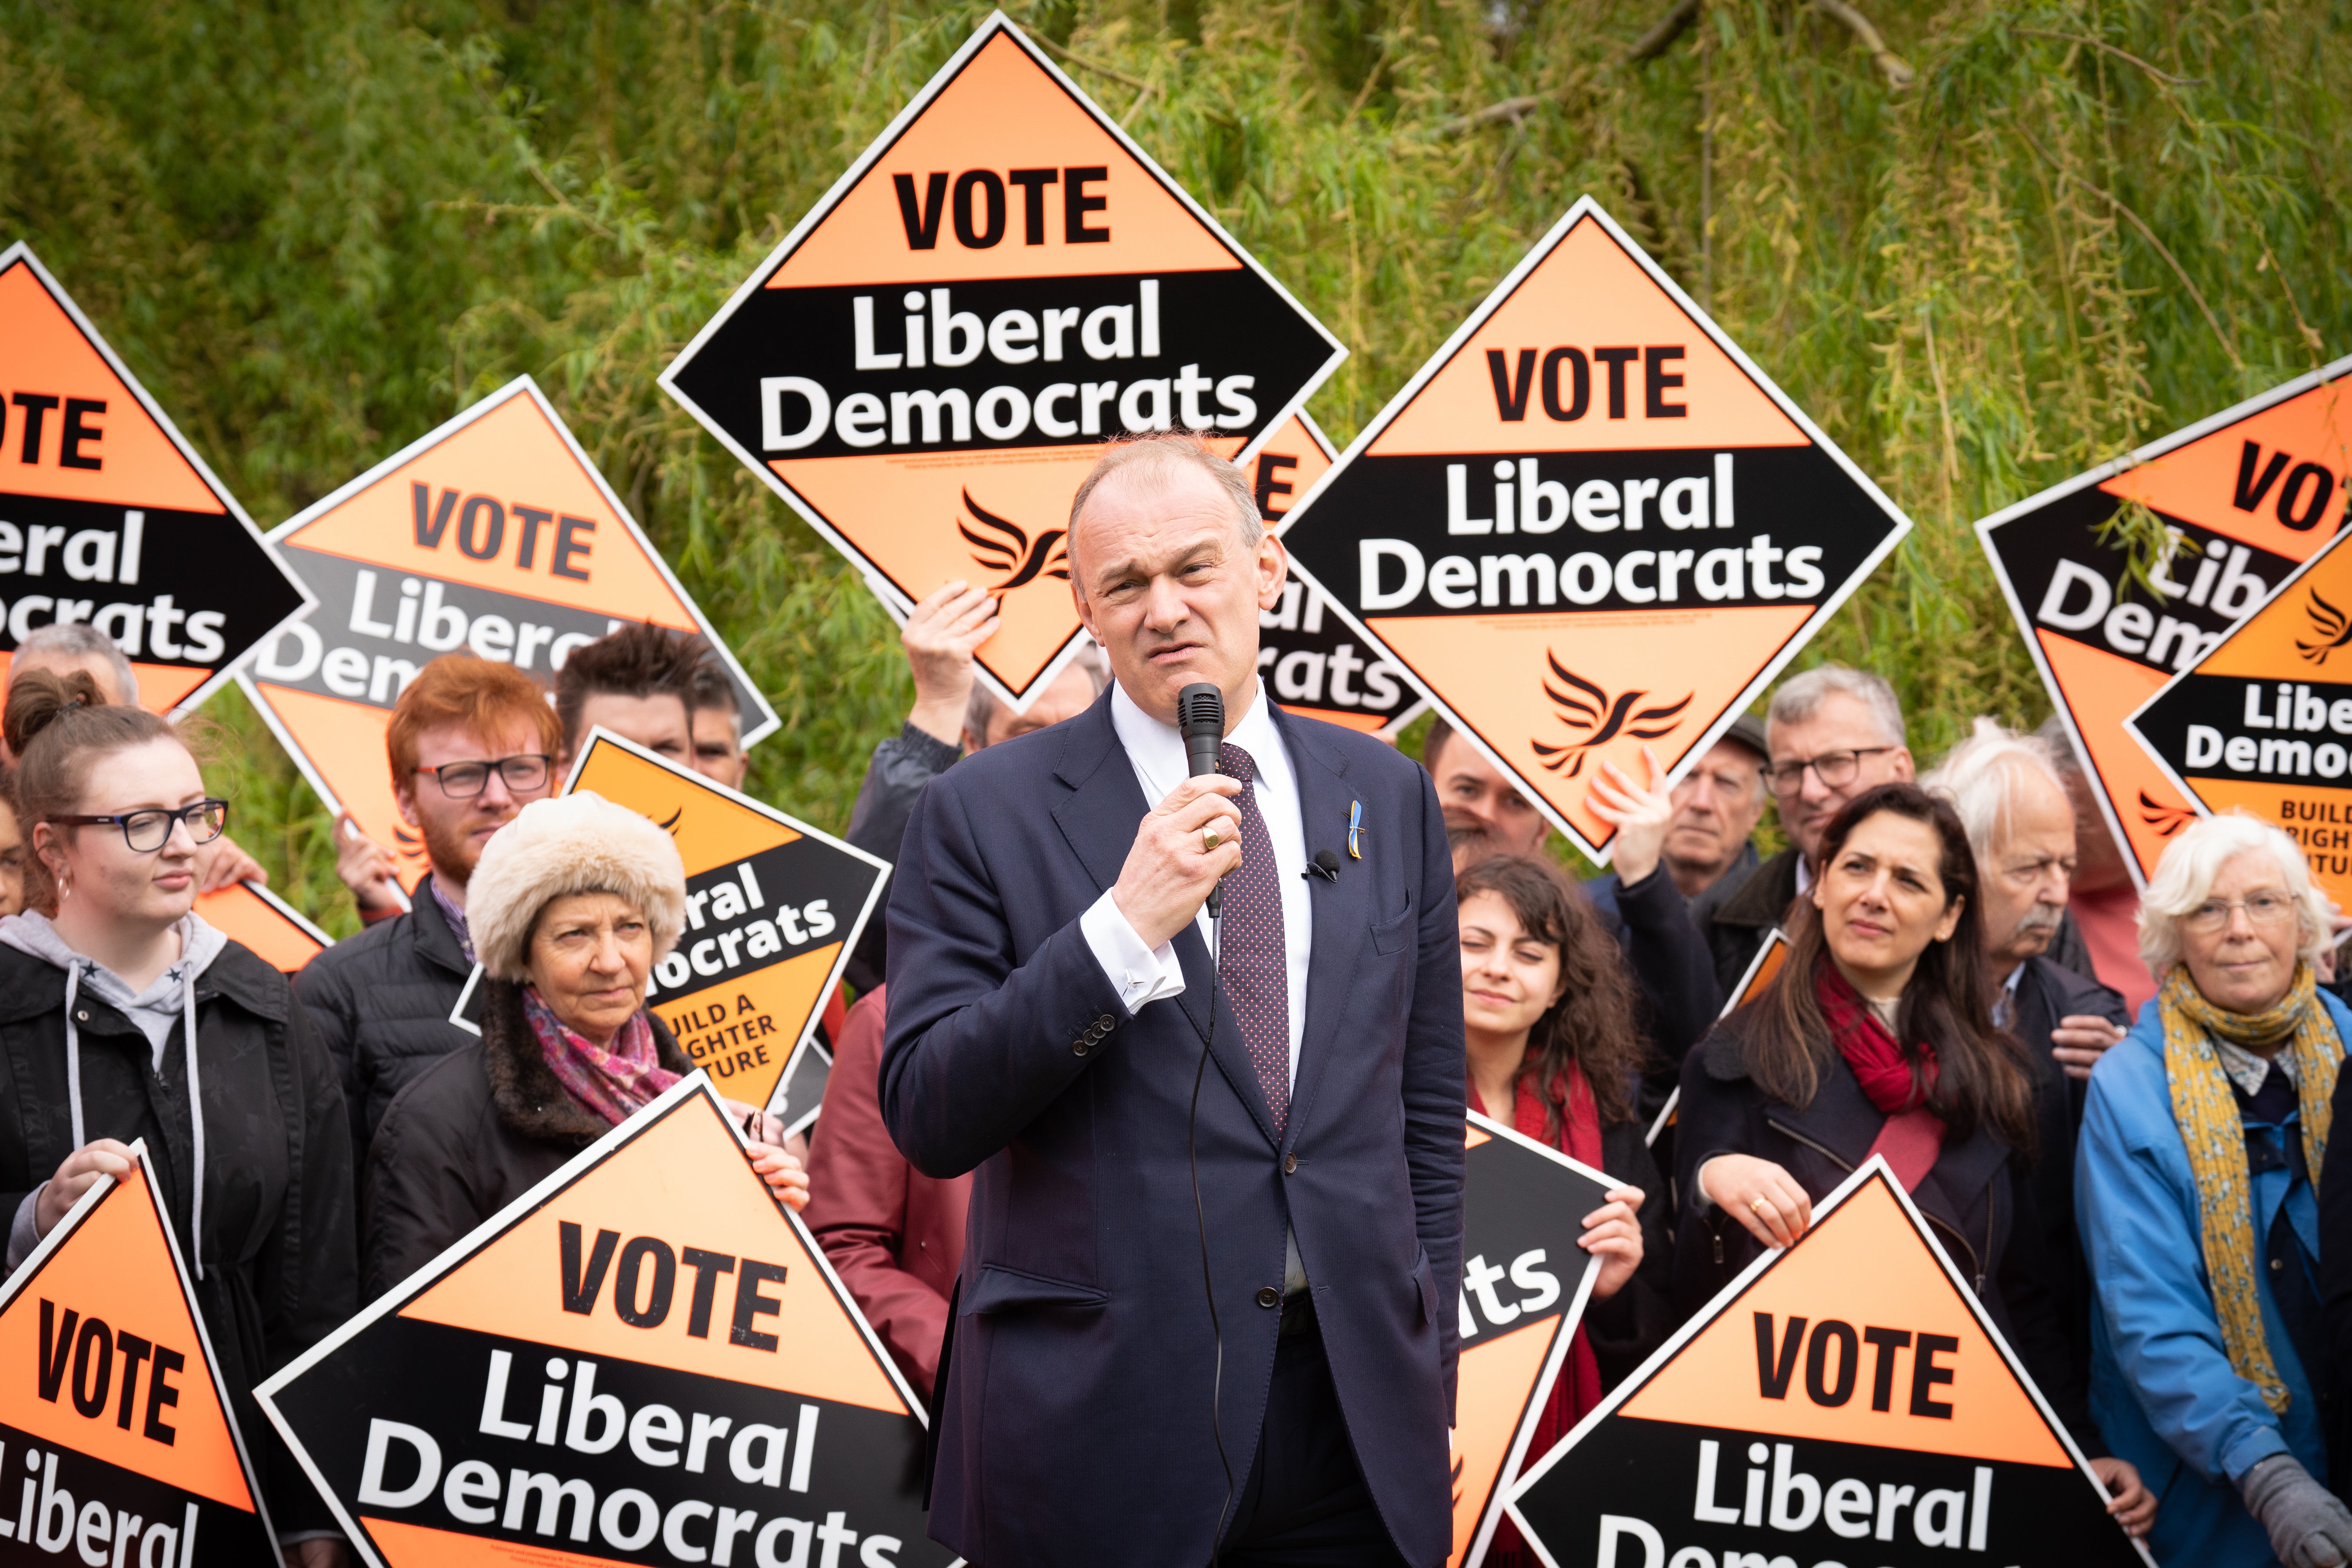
0;670;356;1567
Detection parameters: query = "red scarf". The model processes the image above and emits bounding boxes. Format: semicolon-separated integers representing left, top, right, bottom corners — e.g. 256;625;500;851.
1473;1063;1606;1568
1814;958;1944;1190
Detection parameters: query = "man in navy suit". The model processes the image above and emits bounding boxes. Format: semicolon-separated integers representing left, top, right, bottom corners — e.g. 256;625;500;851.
882;432;1464;1566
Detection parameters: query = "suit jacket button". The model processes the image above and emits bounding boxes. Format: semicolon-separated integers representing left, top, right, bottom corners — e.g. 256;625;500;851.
1096;1014;1115;1030
1255;1286;1280;1309
1072;1039;1090;1057
1283;1153;1298;1175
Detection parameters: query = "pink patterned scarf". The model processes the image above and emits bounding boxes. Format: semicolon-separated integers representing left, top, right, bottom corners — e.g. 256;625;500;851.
523;986;679;1127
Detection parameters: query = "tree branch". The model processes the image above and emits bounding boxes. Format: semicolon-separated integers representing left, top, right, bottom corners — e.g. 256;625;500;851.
2015;128;2242;368
1811;0;1914;88
1625;0;1701;65
1434;95;1542;136
2012;28;2203;88
1031;34;1239;127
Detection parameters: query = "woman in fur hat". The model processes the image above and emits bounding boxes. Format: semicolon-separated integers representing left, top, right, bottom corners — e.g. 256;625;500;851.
361;792;808;1300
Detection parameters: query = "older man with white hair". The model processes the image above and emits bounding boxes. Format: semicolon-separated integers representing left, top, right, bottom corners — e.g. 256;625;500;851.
2079;812;2352;1567
883;431;1462;1567
1925;720;2130;1371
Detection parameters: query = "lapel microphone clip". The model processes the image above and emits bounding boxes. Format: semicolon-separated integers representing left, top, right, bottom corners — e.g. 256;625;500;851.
1305;850;1341;883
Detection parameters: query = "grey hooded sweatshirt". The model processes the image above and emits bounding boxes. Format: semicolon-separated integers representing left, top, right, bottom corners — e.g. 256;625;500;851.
0;909;228;1271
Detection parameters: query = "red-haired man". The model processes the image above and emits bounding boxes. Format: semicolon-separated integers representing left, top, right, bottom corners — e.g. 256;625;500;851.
295;655;561;1165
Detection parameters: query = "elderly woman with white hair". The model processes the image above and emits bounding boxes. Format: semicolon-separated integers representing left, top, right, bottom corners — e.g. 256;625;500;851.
2078;811;2352;1566
361;793;808;1299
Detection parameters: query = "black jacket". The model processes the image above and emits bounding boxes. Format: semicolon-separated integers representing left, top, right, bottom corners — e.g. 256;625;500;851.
2011;953;2128;1371
1703;846;1803;996
293;871;474;1164
1670;997;2103;1454
1684;839;1762;931
362;979;693;1301
1580;866;1729;1068
1586;1117;1676;1389
0;940;355;1535
842;725;961;993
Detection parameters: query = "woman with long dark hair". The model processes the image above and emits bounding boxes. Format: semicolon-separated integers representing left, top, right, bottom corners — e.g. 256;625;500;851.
1672;782;2152;1535
1457;854;1671;1565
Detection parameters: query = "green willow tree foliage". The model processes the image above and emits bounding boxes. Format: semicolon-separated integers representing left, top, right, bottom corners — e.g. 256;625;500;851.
1;0;2344;930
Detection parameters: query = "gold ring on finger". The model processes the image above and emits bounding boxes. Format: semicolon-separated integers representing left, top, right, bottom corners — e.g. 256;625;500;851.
1750;1197;1773;1217
1203;828;1221;853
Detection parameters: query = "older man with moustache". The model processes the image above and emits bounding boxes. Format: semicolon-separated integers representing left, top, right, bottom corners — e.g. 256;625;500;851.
1925;720;2130;1370
1704;666;1917;992
883;432;1463;1566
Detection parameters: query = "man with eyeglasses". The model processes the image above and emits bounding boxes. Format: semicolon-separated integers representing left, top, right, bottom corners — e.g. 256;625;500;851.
1703;666;1919;993
295;655;562;1172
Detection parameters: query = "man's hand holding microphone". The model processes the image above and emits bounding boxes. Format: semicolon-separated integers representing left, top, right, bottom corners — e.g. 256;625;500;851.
1111;683;1242;949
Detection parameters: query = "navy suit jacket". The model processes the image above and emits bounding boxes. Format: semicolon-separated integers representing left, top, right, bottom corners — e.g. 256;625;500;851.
882;688;1465;1567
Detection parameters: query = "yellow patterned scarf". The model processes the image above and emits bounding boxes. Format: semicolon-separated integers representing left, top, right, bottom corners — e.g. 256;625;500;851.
2160;962;2341;1413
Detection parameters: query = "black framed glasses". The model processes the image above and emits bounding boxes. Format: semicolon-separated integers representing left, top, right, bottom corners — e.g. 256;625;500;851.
53;799;229;853
414;754;553;799
1767;746;1897;794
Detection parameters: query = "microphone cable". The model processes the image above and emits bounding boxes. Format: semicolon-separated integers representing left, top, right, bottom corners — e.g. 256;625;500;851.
1188;912;1236;1565
1172;681;1237;1562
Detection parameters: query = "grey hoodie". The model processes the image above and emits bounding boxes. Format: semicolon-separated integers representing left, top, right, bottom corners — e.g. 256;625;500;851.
0;910;230;1274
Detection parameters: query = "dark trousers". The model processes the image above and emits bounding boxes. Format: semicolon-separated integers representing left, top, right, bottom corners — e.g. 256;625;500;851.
1220;1300;1411;1567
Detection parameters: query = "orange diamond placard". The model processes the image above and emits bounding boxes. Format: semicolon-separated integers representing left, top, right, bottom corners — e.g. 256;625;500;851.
256;1079;951;1568
240;377;778;896
0;244;311;712
1252;412;1426;735
194;881;331;975
1276;199;1908;862
659;11;1344;713
449;730;887;1126
2126;512;2352;907
1447;1111;1613;1568
0;1141;278;1564
1507;1160;2148;1568
1979;356;2352;886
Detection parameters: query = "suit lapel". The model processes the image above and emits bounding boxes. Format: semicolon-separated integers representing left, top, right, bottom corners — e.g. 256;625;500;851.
1050;690;1279;1145
1273;708;1363;1150
1049;692;1141;896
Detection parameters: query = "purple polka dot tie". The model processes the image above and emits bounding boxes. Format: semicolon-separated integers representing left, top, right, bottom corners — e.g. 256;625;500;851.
1218;743;1290;1137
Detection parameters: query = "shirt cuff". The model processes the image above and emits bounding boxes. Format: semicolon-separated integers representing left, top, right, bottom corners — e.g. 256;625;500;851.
8;1187;44;1273
1080;891;1186;1016
1689;1158;1723;1214
895;722;964;774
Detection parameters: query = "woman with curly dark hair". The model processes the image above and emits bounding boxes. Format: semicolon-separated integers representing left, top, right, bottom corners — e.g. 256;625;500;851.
1456;853;1674;1563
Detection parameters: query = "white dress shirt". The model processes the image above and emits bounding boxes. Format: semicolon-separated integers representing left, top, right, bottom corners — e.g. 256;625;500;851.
1078;678;1313;1086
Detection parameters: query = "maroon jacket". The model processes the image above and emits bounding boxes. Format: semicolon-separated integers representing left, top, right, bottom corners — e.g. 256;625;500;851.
804;986;970;1398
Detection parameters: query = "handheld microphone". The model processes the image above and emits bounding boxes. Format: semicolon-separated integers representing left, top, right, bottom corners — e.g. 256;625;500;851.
1176;683;1226;917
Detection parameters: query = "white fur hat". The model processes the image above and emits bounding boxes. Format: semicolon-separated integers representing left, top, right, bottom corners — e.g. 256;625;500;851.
466;792;688;981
